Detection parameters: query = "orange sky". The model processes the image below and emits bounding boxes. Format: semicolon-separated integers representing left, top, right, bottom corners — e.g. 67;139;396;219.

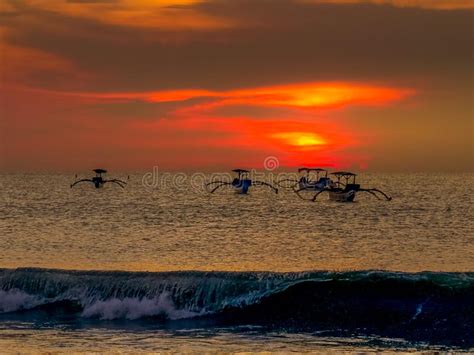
0;0;472;172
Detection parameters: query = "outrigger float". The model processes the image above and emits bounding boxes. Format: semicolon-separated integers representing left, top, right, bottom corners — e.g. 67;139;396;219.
296;171;392;202
206;169;278;194
70;169;127;189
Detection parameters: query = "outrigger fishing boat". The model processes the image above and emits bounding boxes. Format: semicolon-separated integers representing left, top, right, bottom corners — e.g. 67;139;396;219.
206;169;278;194
70;169;127;189
297;171;392;202
278;167;332;191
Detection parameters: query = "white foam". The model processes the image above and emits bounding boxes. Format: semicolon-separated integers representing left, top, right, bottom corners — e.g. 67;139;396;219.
0;289;44;313
81;292;199;320
411;303;424;320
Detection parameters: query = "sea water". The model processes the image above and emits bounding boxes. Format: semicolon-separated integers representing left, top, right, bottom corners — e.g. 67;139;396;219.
0;172;473;352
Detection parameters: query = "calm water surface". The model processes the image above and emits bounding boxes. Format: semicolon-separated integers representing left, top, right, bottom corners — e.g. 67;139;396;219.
0;173;472;272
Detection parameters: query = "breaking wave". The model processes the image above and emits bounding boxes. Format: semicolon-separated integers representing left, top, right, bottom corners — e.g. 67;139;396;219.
0;268;314;319
0;268;473;346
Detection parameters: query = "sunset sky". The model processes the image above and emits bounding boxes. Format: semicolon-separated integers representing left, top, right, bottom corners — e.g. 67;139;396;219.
0;0;472;172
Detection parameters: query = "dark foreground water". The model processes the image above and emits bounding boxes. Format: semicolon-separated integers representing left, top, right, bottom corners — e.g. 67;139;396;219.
0;173;473;352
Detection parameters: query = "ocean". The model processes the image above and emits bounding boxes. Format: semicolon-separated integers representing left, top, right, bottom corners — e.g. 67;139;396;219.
0;172;473;352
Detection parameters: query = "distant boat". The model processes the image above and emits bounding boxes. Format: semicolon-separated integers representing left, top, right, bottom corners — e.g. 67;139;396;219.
70;169;127;189
326;171;359;202
278;167;332;191
297;171;392;202
206;169;278;194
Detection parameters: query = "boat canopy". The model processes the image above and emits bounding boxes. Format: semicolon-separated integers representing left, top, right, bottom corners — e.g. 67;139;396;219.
298;167;327;173
93;169;107;174
331;171;357;184
331;171;356;177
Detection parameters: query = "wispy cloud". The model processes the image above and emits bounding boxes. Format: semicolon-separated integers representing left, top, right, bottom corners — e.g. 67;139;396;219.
299;0;474;10
29;82;414;109
2;0;236;30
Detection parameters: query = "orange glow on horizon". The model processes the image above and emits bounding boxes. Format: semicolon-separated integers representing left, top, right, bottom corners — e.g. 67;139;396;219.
4;80;408;170
128;115;358;169
271;132;327;147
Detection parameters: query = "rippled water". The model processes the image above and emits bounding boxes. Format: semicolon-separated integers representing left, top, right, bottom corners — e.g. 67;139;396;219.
0;326;456;353
0;172;473;352
0;173;472;272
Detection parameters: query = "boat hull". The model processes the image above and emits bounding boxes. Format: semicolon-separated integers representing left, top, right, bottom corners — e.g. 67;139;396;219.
234;186;249;194
232;179;251;194
328;190;356;202
298;180;328;191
